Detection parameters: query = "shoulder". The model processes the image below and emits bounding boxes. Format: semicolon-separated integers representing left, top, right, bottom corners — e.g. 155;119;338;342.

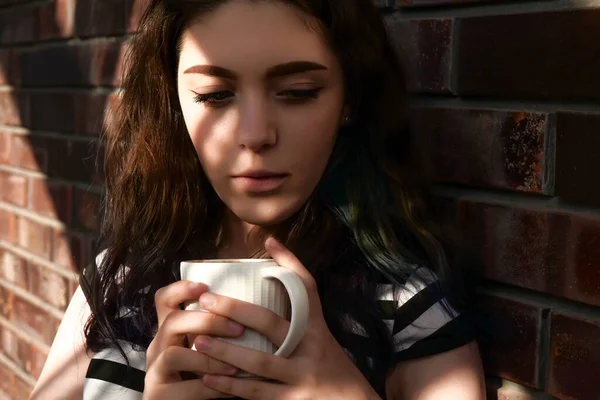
377;267;473;362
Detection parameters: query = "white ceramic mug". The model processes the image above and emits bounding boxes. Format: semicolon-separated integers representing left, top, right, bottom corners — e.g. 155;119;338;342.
180;259;309;361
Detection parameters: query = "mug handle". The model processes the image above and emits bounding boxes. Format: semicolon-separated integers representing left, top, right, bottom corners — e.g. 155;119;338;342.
260;266;309;358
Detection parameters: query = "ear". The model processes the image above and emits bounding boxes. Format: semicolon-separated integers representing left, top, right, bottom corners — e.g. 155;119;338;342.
339;105;352;126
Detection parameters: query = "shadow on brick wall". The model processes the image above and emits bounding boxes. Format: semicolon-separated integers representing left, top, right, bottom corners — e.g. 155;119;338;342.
0;0;139;397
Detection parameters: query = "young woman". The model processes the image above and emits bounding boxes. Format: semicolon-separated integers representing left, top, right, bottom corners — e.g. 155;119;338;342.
31;0;485;399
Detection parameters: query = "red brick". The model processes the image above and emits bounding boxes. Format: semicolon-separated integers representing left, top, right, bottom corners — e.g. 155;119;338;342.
0;90;25;127
52;230;78;272
0;248;29;290
0;287;14;320
548;313;600;400
37;0;75;40
29;262;69;310
0;171;28;208
11;297;61;346
459;202;600;307
385;16;453;93
28;344;48;380
17;217;52;260
0;130;11;165
0;364;14;397
1;326;18;363
92;39;126;87
413;108;548;193
30;178;72;224
12;135;46;173
12;374;32;400
0;209;18;244
555;113;600;206
457;9;600;100
477;296;541;388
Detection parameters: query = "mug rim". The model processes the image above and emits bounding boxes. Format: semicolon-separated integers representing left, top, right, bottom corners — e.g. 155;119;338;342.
181;258;275;264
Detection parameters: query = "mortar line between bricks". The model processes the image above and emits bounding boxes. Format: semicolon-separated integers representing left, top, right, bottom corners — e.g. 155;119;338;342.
0;165;103;193
430;185;600;217
479;282;600;321
387;0;600;20
0;128;100;143
0;201;66;229
408;96;600;113
0;278;65;320
0;352;36;387
537;309;551;391
0;240;79;282
0;33;133;50
0;315;51;354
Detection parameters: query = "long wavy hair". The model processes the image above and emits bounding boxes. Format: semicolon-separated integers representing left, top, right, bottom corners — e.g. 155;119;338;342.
81;0;473;396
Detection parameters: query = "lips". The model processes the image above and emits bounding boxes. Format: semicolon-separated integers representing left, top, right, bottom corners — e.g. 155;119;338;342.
232;171;289;193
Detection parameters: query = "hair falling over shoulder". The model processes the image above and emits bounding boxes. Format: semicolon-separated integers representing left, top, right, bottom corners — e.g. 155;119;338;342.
80;0;475;394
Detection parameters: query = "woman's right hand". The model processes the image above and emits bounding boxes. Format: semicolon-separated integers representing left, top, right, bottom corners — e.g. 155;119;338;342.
142;280;244;399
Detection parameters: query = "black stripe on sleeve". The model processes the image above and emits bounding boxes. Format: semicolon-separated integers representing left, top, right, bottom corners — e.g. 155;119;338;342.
393;313;474;363
86;358;146;393
390;283;444;335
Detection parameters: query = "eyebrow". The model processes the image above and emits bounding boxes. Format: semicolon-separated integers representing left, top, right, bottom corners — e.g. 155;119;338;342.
183;61;328;80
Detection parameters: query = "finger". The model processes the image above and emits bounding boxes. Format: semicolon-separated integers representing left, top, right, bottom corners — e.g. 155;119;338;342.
148;346;238;382
198;293;290;347
194;336;291;383
265;237;322;315
202;374;287;400
155;281;208;326
151;378;233;400
155;310;244;349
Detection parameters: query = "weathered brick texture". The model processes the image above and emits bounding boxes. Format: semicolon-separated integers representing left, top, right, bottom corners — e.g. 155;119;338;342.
0;0;598;399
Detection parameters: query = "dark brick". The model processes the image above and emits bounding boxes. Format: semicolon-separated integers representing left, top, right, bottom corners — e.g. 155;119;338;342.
478;296;541;388
0;5;37;44
459;202;600;307
385;16;453;93
30;178;73;224
74;188;101;232
126;0;150;33
91;40;125;87
398;0;487;4
74;0;126;37
412;108;548;193
74;92;108;135
19;44;94;87
37;0;74;40
457;10;600;100
44;138;98;184
556;113;600;206
28;92;76;132
548;313;600;400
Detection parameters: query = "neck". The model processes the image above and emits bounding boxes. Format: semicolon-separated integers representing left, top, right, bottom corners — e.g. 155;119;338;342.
217;209;265;259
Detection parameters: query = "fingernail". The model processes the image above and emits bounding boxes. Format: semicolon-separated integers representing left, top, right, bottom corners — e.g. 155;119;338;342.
199;293;216;308
189;281;201;291
228;320;244;334
195;337;211;351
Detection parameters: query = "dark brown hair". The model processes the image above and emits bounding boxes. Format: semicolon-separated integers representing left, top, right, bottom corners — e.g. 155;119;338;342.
81;0;471;396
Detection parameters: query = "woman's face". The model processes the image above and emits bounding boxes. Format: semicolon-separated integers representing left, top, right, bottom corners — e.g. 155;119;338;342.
177;0;345;226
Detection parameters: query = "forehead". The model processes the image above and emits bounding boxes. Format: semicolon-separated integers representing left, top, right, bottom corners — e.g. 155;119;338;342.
178;0;337;73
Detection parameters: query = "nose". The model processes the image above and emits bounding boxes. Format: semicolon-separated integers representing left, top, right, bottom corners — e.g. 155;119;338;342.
236;95;277;152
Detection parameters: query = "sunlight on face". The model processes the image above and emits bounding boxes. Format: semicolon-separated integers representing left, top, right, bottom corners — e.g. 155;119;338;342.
177;0;345;226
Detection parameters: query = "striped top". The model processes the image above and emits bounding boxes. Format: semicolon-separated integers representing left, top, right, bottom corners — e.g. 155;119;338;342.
83;267;472;399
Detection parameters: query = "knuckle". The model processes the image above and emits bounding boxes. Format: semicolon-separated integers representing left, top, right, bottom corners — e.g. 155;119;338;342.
154;286;167;304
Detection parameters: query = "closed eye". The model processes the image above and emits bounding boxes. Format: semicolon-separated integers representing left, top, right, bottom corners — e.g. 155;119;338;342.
192;90;234;107
277;87;324;102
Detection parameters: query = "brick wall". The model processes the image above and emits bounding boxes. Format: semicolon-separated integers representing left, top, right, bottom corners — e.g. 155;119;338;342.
0;0;597;399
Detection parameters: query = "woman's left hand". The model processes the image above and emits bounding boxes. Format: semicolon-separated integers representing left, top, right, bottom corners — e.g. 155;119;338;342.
193;237;381;400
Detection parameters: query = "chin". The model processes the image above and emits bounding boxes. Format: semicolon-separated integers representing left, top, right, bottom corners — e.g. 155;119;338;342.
229;198;305;227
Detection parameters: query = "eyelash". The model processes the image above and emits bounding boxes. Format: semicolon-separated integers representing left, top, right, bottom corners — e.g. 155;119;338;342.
192;87;324;107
